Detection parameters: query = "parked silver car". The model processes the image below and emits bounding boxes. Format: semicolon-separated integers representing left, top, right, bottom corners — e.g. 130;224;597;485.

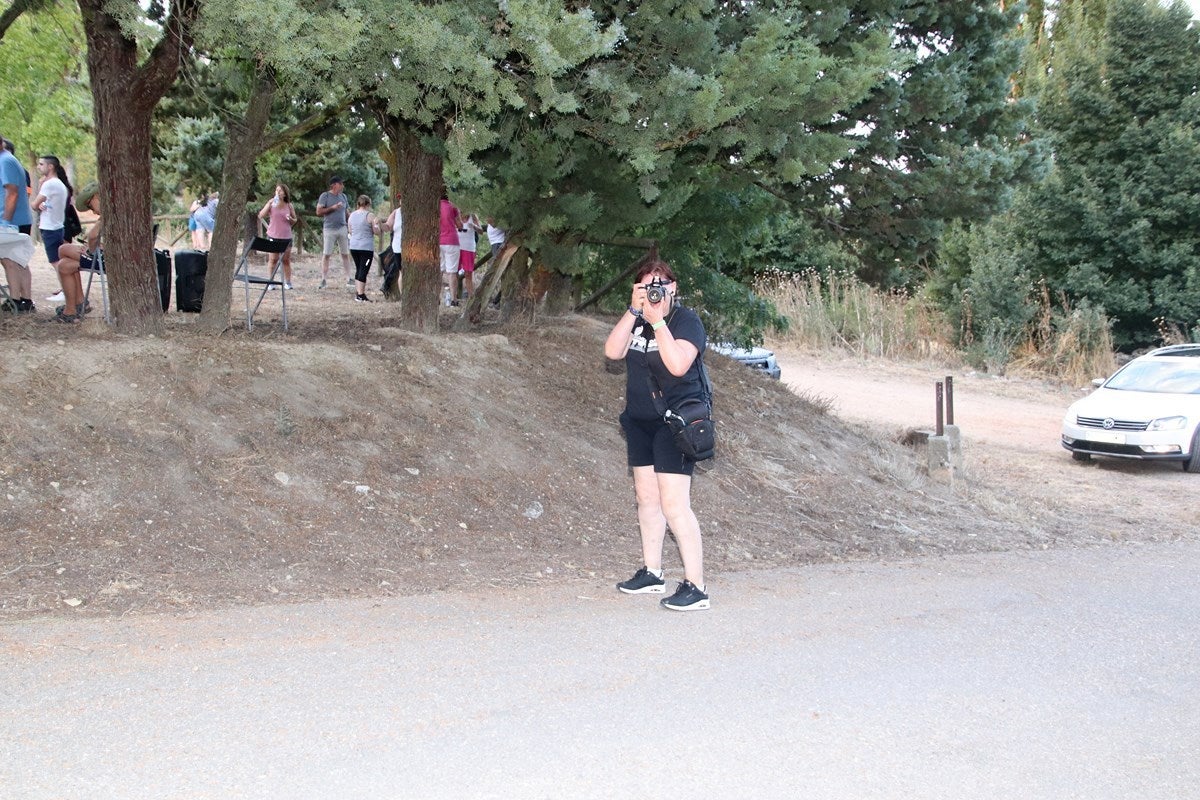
1061;344;1200;472
710;343;782;379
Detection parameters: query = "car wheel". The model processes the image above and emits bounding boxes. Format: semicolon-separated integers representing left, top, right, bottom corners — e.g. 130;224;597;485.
1071;451;1092;462
1184;428;1200;473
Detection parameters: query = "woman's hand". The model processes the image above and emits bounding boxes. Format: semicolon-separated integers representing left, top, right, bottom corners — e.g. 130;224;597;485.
639;282;669;324
629;282;646;316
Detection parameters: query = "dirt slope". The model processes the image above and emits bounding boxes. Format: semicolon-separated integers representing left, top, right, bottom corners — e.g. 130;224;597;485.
1;254;1191;621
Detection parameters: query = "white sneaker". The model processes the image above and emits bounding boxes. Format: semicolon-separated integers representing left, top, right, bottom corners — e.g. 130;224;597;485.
46;290;65;302
284;283;293;290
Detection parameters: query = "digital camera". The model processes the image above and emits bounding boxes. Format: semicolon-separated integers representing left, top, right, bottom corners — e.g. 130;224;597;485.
643;279;667;304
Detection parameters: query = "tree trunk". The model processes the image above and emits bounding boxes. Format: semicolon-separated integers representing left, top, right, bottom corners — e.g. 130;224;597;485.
499;247;535;324
77;0;197;335
398;128;442;333
372;106;406;302
199;65;278;334
454;241;517;330
543;271;575;316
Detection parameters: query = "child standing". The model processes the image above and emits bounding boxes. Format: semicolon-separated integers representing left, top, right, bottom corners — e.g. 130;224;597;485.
457;212;482;301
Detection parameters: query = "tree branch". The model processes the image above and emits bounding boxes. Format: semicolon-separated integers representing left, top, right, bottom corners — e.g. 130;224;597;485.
260;93;358;153
0;0;52;43
135;0;200;100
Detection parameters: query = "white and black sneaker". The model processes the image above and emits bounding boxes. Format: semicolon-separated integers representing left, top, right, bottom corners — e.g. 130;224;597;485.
616;566;666;594
660;579;710;611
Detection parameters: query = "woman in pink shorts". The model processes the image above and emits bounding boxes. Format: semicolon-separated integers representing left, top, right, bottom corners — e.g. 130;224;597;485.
457;213;482;300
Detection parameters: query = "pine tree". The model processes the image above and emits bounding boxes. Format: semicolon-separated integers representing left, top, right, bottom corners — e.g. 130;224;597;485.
1024;0;1200;347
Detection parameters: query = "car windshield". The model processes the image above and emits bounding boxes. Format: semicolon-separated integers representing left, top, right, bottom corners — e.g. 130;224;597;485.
1104;360;1200;394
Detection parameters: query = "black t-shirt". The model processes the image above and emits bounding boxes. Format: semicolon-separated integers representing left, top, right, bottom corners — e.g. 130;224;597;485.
624;305;707;420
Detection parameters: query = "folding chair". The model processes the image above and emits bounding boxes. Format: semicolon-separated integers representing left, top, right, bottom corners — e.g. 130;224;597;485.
81;249;112;324
233;236;290;331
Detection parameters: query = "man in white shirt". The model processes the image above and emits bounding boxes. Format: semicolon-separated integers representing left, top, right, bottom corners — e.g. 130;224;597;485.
33;155;70;302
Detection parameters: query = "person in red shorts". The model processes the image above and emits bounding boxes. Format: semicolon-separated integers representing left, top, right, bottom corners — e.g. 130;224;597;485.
456;212;482;300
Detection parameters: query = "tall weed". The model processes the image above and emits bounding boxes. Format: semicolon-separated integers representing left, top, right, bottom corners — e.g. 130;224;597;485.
757;268;951;360
1010;285;1116;386
761;268;1118;386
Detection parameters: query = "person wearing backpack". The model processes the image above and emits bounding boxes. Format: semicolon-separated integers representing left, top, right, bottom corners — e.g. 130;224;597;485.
604;255;711;611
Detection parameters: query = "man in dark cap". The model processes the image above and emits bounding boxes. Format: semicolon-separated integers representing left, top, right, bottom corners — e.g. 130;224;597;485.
315;175;351;289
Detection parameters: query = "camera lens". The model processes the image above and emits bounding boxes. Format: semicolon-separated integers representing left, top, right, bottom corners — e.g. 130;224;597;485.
646;286;664;303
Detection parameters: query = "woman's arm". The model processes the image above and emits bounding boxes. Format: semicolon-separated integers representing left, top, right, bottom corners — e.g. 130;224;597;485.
604;283;646;360
640;288;699;377
651;328;699;377
604;310;640;360
257;201;271;221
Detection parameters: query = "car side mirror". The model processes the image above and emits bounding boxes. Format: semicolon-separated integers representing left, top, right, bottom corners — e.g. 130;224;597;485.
1091;378;1104;388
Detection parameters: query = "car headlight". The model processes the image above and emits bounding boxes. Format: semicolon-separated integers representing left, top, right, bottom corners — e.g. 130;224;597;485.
1148;415;1188;431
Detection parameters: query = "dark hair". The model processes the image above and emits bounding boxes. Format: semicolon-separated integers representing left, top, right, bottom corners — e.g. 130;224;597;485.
276;183;291;203
635;257;677;284
40;155;74;198
329;175;344;185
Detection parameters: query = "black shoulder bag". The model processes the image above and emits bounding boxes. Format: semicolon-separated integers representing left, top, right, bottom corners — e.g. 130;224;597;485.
647;351;716;462
64;203;83;241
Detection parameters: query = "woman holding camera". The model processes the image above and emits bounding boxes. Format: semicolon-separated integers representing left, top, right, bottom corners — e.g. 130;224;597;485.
604;256;710;611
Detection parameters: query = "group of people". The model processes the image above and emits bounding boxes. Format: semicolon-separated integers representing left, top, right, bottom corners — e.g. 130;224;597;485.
438;194;505;307
301;174;503;306
313;176;391;302
0;131;101;324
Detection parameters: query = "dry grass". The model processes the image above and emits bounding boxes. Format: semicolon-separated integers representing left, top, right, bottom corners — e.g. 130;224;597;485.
1009;284;1117;386
761;269;1118;387
758;268;953;361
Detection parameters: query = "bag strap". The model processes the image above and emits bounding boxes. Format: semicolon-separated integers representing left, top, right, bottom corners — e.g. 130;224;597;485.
646;346;712;419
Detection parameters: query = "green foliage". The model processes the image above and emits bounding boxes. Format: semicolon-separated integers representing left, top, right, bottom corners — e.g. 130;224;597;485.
772;0;1045;285
154;56;386;217
0;1;93;173
1019;0;1200;348
449;0;1043;344
938;215;1038;353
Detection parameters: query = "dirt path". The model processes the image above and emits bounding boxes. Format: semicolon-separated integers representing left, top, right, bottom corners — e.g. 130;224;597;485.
771;345;1200;534
776;348;1073;453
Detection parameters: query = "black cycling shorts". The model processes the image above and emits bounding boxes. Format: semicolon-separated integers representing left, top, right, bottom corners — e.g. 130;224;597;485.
619;411;695;476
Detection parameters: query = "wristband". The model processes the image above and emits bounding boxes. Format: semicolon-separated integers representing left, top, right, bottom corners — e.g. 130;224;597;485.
628;306;642;317
651;320;666;331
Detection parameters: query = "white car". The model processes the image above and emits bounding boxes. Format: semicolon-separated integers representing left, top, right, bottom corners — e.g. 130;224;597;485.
1061;344;1200;472
710;343;781;379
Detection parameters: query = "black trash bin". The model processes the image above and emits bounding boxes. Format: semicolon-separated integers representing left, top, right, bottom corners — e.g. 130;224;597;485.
155;248;171;312
175;249;207;313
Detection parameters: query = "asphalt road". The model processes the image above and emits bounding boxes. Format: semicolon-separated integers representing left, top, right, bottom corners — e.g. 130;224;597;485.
3;540;1199;799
